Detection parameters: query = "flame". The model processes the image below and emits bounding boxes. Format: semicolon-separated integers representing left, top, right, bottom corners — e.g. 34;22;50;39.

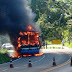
27;25;34;31
34;52;44;56
11;50;21;58
17;43;21;48
19;32;23;35
18;37;21;41
17;26;40;48
12;25;42;58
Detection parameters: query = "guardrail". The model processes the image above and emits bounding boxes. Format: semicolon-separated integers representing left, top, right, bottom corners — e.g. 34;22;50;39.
42;45;69;49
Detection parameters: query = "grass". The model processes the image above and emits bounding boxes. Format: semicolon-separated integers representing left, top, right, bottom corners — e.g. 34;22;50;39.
44;40;72;48
64;42;72;48
0;49;10;64
42;46;62;49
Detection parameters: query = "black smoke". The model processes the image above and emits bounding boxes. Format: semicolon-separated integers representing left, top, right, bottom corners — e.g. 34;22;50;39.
0;0;35;47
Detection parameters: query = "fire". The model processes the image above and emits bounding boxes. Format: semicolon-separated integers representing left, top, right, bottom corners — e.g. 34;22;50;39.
17;31;40;48
12;26;42;58
17;25;40;48
27;25;34;31
19;32;23;35
17;43;21;48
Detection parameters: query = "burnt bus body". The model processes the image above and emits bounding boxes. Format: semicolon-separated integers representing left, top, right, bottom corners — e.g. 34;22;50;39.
17;31;41;54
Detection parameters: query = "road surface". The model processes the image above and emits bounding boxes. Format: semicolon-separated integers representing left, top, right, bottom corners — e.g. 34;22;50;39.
0;49;71;72
48;63;72;72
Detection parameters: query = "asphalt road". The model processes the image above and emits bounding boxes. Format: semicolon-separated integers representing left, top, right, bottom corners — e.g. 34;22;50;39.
48;63;72;72
0;51;70;72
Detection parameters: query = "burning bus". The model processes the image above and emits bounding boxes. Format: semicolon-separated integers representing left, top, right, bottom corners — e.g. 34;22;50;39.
0;0;43;58
16;25;41;55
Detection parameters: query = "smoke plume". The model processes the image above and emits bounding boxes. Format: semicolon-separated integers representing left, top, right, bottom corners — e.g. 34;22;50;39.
0;0;36;47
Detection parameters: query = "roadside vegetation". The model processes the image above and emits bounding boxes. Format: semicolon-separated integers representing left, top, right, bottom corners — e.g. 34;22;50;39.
0;49;10;64
64;42;72;48
45;40;72;48
30;0;72;47
43;40;72;49
42;42;72;49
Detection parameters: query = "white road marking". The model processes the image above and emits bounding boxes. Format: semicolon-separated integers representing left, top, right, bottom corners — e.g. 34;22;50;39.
32;55;45;64
1;55;45;71
40;51;71;72
40;59;70;72
2;69;8;72
1;49;72;72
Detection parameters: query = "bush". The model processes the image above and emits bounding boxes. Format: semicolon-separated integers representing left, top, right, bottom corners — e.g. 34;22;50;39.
0;49;10;64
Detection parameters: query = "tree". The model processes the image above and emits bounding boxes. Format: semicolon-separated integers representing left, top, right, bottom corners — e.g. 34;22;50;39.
31;0;72;41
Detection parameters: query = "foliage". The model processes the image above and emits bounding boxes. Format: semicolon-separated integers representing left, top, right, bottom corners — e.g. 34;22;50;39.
64;42;72;48
31;0;72;43
0;49;10;64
